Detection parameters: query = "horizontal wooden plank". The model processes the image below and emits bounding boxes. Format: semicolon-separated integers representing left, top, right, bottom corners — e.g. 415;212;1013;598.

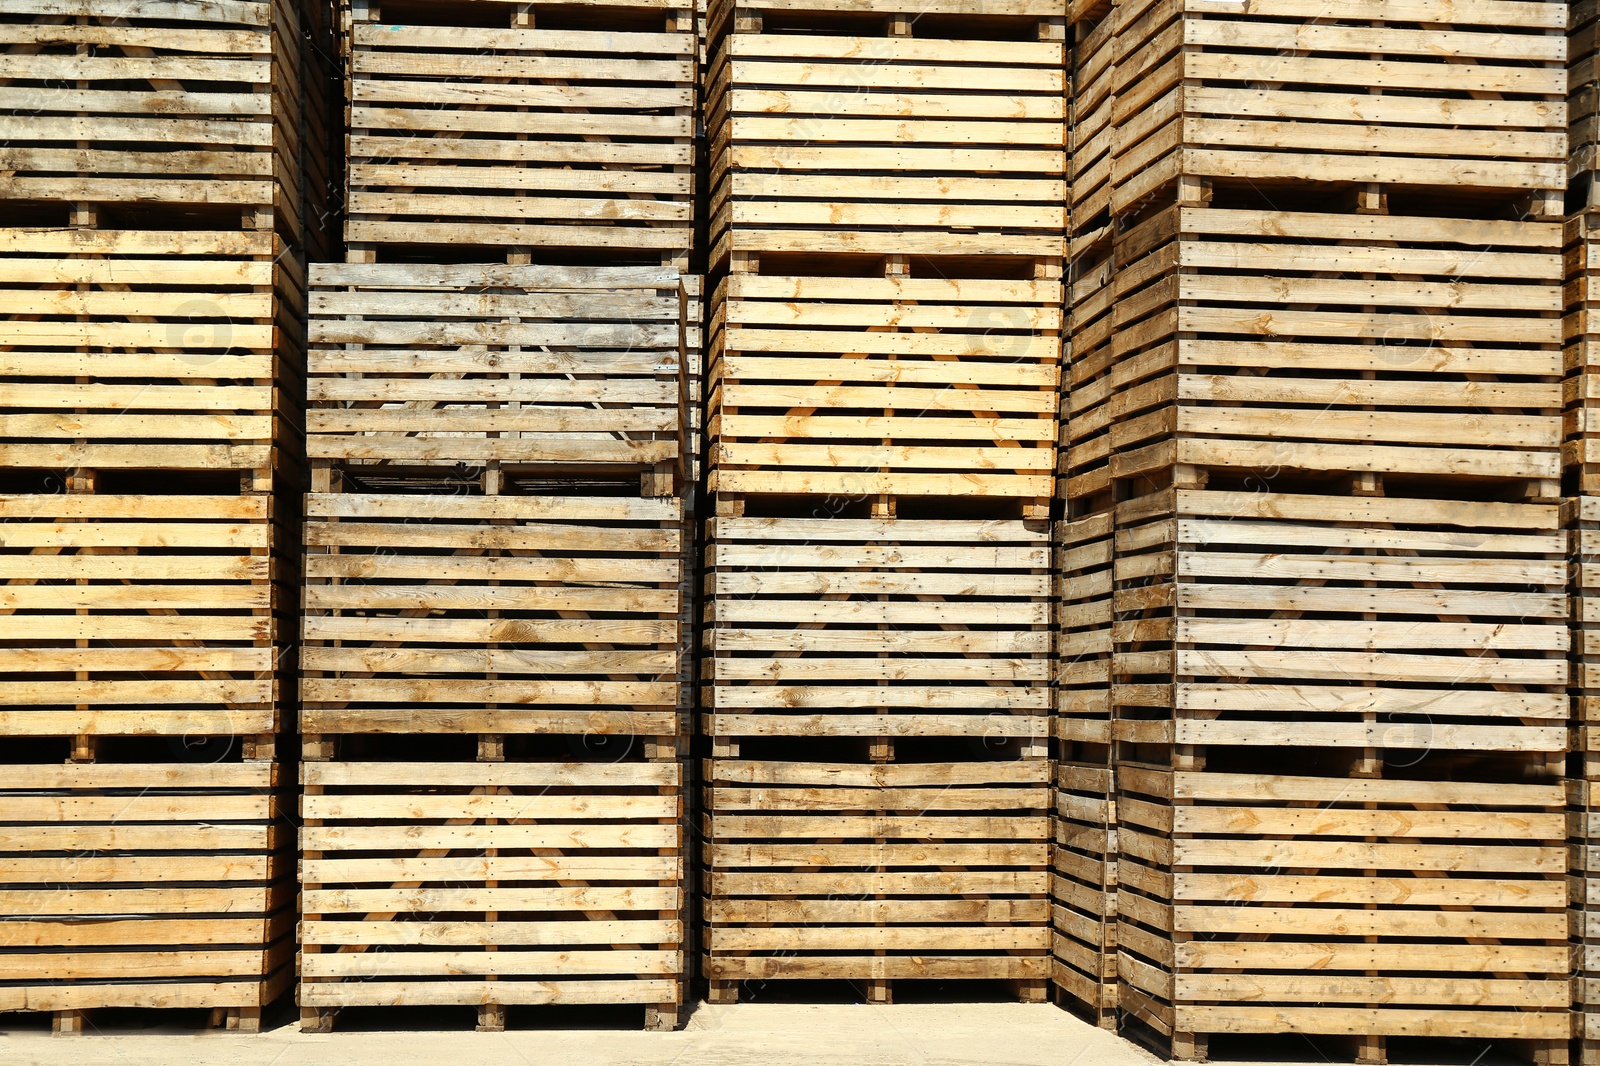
702;954;1047;980
298;979;680;1007
304;888;678;915
705;713;1048;738
303;856;679;884
302;920;678;948
706;927;1048;951
1169;1005;1569;1039
300;949;680;978
301;762;677;788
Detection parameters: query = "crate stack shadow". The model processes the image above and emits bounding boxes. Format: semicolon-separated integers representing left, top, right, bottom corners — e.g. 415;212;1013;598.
0;0;333;1031
1055;0;1574;1059
700;0;1065;1002
296;0;699;1032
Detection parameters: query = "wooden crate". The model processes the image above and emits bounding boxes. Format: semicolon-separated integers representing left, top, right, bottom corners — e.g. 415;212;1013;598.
707;271;1062;504
1576;784;1600;1066
1577;786;1600;1066
0;0;328;244
1567;212;1600;493
702;756;1052;999
1111;489;1569;760
684;275;706;490
1106;207;1563;492
299;756;685;1030
1068;1;1116;232
302;0;342;265
1572;0;1600;203
702;517;1051;744
0;227;304;475
1115;768;1571;1060
307;263;688;487
697;0;708;71
1061;228;1115;503
301;491;683;744
1057;513;1114;751
343;0;694;261
0;490;287;744
1574;497;1600;1066
1104;0;1567;215
1053;512;1116;1026
704;0;1066;265
0;758;292;1028
1577;496;1600;753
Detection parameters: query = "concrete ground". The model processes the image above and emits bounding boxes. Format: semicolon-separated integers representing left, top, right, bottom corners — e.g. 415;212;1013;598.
0;1000;1550;1066
2;1002;1135;1066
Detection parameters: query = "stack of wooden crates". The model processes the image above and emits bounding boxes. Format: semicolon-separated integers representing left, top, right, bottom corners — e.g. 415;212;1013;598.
700;0;1064;1001
0;0;334;1031
296;0;698;1031
1571;3;1600;1061
1056;0;1574;1058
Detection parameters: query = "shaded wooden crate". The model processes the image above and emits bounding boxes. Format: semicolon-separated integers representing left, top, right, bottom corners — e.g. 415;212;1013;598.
1057;512;1114;750
1115;768;1571;1061
0;0;326;242
1574;497;1600;1066
702;517;1050;744
0;760;292;1023
675;483;702;746
1105;0;1567;214
1061;228;1114;503
1571;0;1600;202
1111;488;1569;760
343;0;694;261
1577;497;1600;753
307;263;688;486
1567;212;1600;492
702;757;1052;996
299;758;684;1028
301;491;682;743
697;0;708;71
1107;206;1563;492
684;275;705;489
0;491;287;743
300;0;342;266
0;227;304;475
1053;512;1116;1026
1068;1;1116;232
1574;779;1600;1066
707;272;1062;504
704;0;1066;265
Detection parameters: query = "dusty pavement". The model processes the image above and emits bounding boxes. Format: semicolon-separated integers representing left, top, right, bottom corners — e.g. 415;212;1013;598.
0;1000;1549;1066
0;1001;1149;1066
